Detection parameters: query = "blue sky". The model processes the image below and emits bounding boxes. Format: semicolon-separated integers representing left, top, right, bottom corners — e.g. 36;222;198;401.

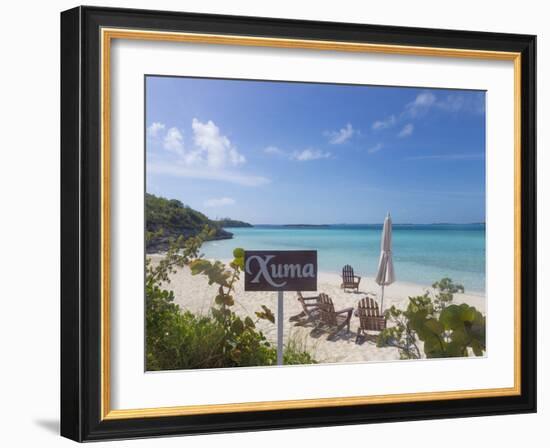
146;76;485;224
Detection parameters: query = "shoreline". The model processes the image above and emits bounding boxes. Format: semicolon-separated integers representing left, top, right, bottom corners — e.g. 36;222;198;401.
148;254;486;364
198;256;486;299
201;227;487;294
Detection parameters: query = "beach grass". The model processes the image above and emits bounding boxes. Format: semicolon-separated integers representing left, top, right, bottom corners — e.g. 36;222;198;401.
150;256;485;366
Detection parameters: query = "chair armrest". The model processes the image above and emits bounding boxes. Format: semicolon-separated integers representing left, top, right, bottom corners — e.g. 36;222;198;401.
301;295;320;301
336;307;354;315
354;275;361;281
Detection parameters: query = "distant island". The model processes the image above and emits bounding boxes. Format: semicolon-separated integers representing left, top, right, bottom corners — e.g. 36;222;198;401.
282;224;330;228
215;218;253;228
146;193;249;253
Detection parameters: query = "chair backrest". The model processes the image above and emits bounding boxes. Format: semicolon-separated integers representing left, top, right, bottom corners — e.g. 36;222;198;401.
296;292;315;317
317;293;337;325
342;265;355;284
357;296;386;331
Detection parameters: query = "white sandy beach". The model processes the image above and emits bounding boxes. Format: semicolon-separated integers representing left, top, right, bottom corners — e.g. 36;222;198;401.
150;255;485;364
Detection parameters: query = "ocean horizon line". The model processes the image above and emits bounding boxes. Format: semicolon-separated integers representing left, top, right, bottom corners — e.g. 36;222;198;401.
241;222;486;227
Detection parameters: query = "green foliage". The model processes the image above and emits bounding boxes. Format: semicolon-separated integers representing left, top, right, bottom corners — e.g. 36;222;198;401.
145;227;218;370
146;227;213;287
255;305;275;324
377;278;485;359
145;193;231;252
215;218;253;228
432;277;465;311
283;331;318;365
146;298;227;370
146;233;317;370
146;193;215;232
188;247;282;365
438;304;486;357
376;303;422;359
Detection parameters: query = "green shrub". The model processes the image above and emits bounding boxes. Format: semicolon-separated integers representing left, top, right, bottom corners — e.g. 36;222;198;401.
145;234;317;370
377;278;486;359
145;193;218;234
283;331;318;365
146;281;316;370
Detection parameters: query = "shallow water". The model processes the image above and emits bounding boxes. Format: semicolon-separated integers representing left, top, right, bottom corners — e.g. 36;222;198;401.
201;224;486;293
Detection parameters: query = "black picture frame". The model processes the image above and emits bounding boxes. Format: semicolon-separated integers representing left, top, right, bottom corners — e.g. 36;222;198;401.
61;5;536;442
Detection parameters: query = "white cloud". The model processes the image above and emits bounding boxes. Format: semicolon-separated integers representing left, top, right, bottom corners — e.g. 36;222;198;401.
372;115;396;131
180;149;202;166
204;197;235;207
367;143;383;154
404;91;484;117
398;123;414;138
437;94;465;112
291;148;331;161
151;120;245;168
192;118;245;168
147;122;166;137
265;146;331;162
326;123;355;144
437;93;485;114
404;91;437;118
412;92;437;107
229;148;246;165
372;91;484;138
147;162;269;187
147;119;268;186
264;145;285;156
373;95;429;131
163;127;184;155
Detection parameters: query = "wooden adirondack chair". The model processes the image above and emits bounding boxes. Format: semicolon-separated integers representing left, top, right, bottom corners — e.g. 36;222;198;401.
355;295;386;343
340;265;361;292
316;293;353;335
290;291;321;324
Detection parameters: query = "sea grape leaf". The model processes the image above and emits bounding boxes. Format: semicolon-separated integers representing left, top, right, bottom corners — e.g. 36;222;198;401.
424;318;444;335
189;259;211;275
440;305;464;330
244;316;255;328
231;318;244;335
255;305;275;324
471;339;484;356
423;335;443;358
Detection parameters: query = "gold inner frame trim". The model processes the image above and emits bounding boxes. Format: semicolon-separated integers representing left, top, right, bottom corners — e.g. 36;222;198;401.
100;27;522;421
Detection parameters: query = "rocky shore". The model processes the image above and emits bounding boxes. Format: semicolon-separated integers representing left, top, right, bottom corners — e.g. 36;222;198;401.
146;227;233;253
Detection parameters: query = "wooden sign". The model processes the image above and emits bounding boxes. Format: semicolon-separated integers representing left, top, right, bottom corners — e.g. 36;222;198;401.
244;250;317;291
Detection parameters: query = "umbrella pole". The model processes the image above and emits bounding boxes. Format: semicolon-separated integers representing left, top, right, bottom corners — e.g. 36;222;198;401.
380;285;385;313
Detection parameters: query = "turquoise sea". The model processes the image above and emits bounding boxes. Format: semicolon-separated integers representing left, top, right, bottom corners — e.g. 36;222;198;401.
201;224;486;293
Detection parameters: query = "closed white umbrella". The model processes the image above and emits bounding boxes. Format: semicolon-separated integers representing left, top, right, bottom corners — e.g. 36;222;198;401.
375;213;395;312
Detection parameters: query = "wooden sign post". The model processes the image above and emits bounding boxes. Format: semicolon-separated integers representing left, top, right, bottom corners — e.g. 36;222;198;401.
277;290;284;366
244;250;317;366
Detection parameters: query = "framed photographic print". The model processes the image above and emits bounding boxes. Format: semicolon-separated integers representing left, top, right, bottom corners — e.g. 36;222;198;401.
60;6;536;442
